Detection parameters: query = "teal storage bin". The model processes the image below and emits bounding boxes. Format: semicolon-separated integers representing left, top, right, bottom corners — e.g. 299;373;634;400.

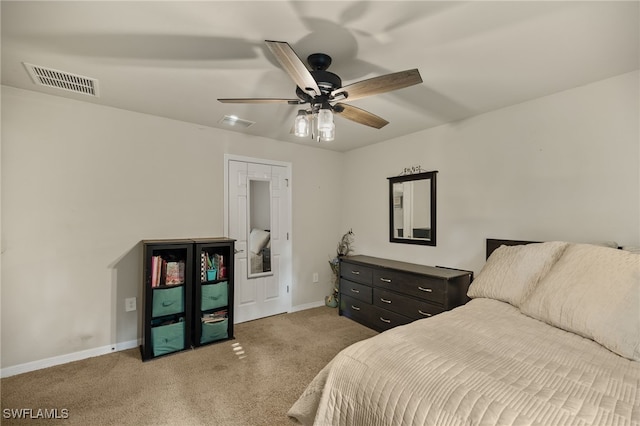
152;286;184;317
201;319;229;344
201;282;228;311
152;321;185;356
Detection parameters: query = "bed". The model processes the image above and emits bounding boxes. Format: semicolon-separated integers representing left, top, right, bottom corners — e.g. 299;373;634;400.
288;239;640;425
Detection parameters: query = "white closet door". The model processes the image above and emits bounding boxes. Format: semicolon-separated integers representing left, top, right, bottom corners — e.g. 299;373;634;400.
228;160;290;323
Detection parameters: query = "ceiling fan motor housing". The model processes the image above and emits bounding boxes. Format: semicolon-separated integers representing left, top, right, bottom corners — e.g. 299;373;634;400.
307;53;332;71
312;70;341;93
295;53;343;105
296;70;342;103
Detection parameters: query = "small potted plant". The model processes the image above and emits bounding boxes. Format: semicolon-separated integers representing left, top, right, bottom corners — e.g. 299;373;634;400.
325;229;355;307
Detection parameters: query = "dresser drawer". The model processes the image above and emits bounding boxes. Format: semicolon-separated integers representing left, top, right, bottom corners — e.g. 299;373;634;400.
340;262;373;285
340;294;375;324
373;269;445;305
374;288;444;321
340;294;412;332
340;279;372;304
371;305;413;332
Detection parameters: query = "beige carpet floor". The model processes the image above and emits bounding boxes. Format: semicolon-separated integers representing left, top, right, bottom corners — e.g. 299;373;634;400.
1;306;377;426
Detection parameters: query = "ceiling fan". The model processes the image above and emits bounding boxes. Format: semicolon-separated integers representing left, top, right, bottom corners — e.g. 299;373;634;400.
218;40;423;141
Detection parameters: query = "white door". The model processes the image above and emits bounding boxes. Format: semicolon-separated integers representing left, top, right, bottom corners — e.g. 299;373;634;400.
227;158;291;323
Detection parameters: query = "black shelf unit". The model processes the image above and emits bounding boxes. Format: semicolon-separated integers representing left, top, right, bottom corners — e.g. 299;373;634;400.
192;238;235;348
141;239;193;361
141;238;235;361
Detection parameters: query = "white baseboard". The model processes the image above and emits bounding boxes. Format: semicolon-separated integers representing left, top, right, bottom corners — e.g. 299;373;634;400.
1;339;139;378
290;300;326;312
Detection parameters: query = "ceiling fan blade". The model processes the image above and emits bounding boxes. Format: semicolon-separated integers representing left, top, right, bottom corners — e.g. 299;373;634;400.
332;69;422;102
265;40;321;97
333;103;389;129
218;98;302;104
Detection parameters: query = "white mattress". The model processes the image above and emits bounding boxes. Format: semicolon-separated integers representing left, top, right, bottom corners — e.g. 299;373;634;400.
288;298;640;425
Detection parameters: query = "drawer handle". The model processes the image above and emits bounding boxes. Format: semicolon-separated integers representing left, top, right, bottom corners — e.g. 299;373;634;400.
379;317;391;324
351;305;361;311
418;310;432;317
418;286;433;293
350;288;360;294
380;298;392;304
351;270;360;275
380;278;392;283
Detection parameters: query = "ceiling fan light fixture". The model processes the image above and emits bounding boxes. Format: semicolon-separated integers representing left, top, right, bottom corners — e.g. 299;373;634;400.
317;105;333;132
294;110;310;137
319;122;335;142
223;40;424;144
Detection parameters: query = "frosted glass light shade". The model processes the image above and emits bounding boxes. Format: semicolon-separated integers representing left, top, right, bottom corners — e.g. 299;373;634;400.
294;110;310;137
319;122;335;142
317;108;333;131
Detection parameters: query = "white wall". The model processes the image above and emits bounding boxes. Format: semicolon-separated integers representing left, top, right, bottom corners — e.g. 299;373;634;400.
1;86;344;370
2;70;638;373
341;71;639;274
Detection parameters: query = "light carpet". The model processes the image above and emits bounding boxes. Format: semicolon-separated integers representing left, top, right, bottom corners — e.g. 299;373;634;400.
1;306;377;425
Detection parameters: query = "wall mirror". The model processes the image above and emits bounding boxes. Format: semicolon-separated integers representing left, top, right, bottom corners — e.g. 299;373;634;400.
247;178;272;278
388;171;437;246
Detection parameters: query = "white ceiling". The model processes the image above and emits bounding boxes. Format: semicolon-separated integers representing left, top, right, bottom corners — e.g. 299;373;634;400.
2;1;638;152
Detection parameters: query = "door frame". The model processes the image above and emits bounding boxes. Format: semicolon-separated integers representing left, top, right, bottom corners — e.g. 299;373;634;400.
223;154;293;316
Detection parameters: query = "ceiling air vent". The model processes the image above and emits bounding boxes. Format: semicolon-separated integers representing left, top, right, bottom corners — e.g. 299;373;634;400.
23;62;99;97
218;115;254;128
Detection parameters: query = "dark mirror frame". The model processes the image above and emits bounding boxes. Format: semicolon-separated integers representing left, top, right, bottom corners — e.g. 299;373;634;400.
388;171;437;246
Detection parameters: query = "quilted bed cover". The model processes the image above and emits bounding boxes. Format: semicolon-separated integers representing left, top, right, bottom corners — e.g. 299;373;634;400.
288;298;640;426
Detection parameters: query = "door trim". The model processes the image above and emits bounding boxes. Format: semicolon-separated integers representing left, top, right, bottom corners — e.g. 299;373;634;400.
223;154;293;317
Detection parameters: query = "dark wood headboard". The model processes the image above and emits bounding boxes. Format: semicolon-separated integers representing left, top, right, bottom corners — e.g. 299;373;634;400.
486;238;623;259
486;238;540;259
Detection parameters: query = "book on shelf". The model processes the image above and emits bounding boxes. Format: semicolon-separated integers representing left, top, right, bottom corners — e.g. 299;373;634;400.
151;255;159;287
202;309;227;323
200;251;227;282
217;254;226;279
200;252;206;283
150;255;164;287
159;258;166;286
165;261;186;285
151;256;185;287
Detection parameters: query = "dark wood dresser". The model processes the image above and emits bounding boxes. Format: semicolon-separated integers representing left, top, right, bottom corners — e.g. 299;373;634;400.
339;255;472;332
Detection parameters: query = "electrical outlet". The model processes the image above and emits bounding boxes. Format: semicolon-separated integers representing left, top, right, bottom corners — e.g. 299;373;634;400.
125;297;136;312
312;272;319;283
